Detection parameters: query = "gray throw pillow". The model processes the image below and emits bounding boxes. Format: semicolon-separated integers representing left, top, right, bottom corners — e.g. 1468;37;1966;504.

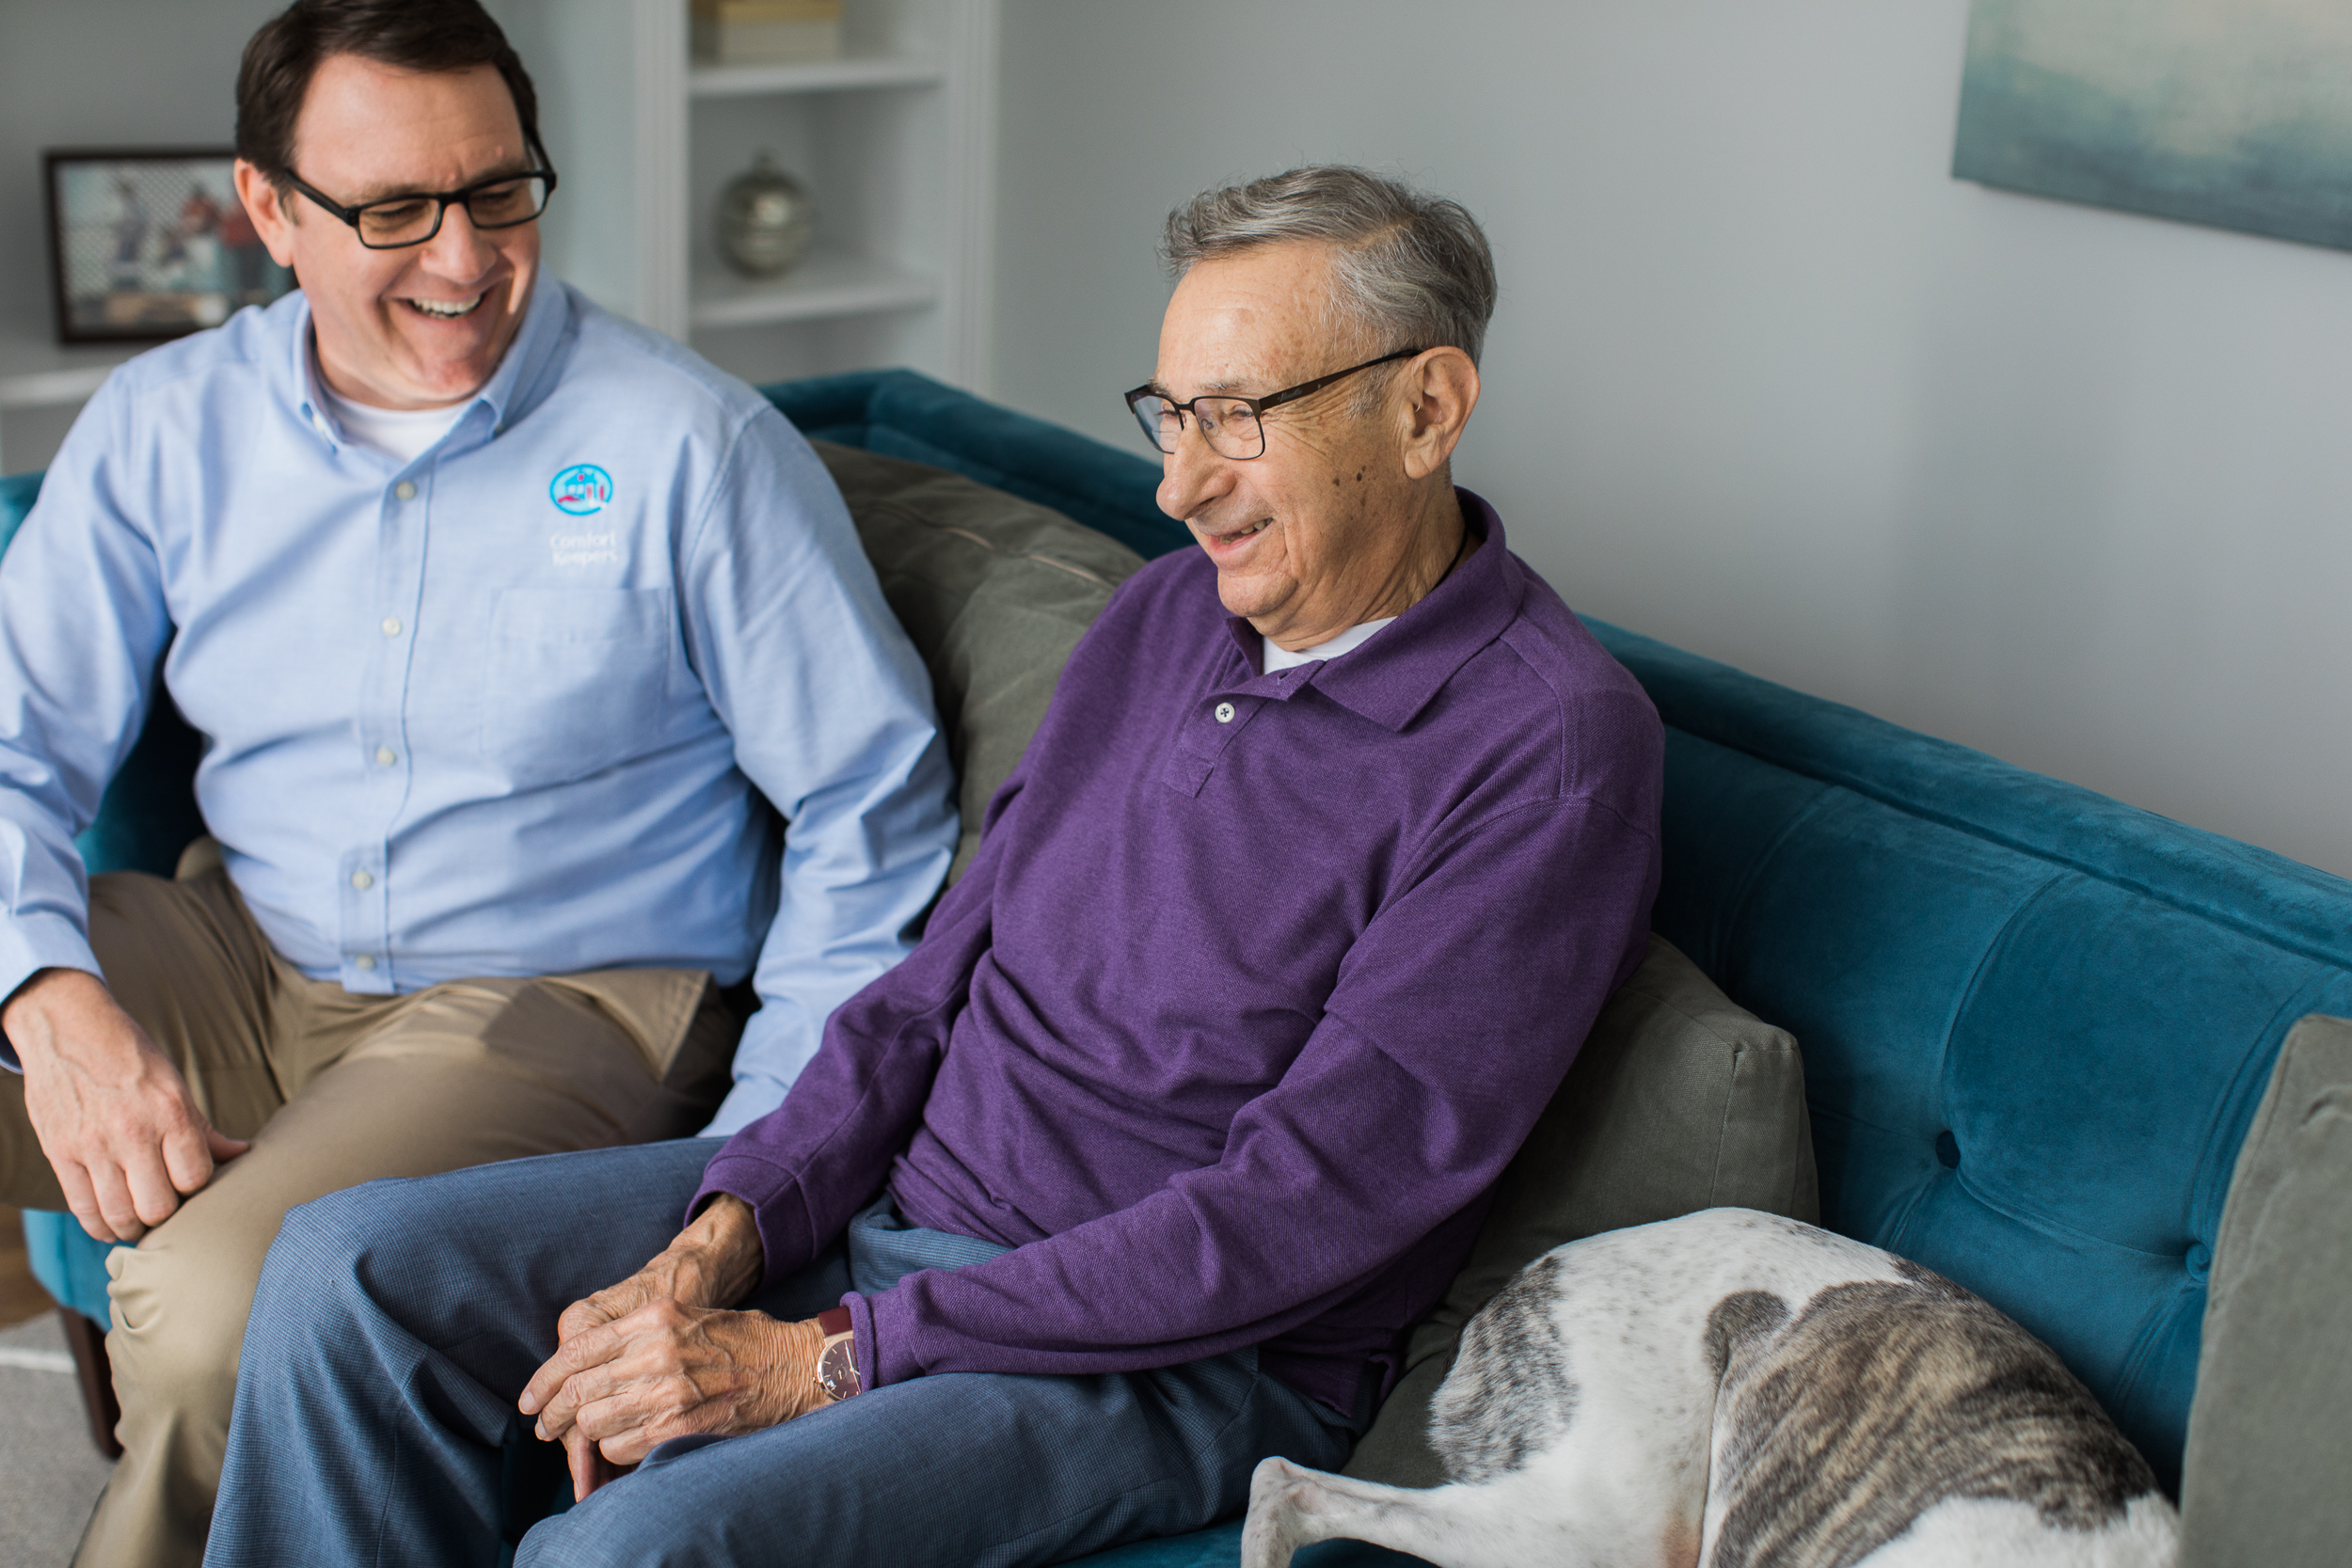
1344;934;1818;1487
2180;1012;2352;1568
814;440;1146;883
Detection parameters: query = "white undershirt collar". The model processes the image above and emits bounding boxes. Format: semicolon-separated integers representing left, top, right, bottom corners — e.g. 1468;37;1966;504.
319;383;469;465
1262;616;1396;673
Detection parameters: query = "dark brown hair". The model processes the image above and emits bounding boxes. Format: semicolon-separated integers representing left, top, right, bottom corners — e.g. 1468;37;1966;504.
235;0;546;186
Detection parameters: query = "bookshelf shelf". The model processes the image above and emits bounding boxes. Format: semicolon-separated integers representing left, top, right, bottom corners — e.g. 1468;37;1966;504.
689;54;947;98
688;248;937;328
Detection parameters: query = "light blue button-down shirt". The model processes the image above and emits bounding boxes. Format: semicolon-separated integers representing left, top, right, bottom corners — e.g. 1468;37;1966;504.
0;281;958;1132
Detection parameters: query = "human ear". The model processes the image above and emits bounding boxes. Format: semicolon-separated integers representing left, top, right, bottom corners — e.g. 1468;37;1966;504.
1399;347;1481;482
233;160;300;270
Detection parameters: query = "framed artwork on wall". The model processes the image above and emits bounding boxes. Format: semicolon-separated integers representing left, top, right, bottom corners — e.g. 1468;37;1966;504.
1953;0;2352;254
44;148;295;344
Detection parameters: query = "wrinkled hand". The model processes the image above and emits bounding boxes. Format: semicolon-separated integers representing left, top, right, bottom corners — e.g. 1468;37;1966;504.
518;1195;824;1501
521;1301;830;1495
6;968;247;1242
544;1193;767;1346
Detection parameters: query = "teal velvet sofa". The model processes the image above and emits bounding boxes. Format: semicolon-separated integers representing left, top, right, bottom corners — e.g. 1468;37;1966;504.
8;369;2351;1565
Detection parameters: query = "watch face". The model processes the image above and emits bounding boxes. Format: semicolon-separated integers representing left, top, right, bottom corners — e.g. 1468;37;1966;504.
819;1338;860;1401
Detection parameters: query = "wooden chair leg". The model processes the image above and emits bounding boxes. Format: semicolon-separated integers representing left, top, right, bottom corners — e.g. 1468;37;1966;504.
56;1306;123;1461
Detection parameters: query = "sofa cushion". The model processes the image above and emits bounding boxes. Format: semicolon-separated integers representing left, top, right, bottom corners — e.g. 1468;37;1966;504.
1344;934;1816;1487
2179;1012;2352;1567
813;439;1146;882
771;369;1186;562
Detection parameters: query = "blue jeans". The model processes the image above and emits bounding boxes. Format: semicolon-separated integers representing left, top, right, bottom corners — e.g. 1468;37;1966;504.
201;1138;1360;1567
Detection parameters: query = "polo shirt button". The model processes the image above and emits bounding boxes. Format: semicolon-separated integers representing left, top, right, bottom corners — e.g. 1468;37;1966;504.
381;617;402;637
395;482;417;501
1215;702;1236;724
354;954;376;972
375;747;397;767
351;870;373;891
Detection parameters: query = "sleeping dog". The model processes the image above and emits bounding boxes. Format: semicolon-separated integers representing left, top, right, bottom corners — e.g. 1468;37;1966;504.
1244;1209;2179;1567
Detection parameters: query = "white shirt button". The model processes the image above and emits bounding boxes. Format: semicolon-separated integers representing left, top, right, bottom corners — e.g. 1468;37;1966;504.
354;954;376;972
381;617;402;637
375;747;397;767
350;870;373;891
1214;702;1236;724
394;482;417;501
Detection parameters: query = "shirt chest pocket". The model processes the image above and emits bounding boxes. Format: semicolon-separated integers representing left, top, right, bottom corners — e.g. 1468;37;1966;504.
481;587;674;788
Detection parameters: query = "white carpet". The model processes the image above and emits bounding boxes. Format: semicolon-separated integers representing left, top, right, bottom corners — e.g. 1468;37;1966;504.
0;1314;113;1567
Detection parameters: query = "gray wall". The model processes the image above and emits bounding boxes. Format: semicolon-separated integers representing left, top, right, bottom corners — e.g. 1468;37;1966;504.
993;0;2352;879
0;0;281;341
0;0;283;464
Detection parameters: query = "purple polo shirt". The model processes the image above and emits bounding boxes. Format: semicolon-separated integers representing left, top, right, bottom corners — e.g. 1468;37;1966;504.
696;494;1663;1413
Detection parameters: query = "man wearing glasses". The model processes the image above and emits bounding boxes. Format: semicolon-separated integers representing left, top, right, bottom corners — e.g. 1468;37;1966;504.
199;166;1665;1567
0;3;956;1563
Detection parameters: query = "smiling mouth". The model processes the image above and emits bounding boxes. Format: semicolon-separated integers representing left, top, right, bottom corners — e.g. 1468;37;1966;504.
1203;518;1270;546
403;293;487;320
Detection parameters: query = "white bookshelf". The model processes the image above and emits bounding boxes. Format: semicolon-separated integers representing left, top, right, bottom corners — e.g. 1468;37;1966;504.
526;0;998;392
691;55;949;97
689;248;938;329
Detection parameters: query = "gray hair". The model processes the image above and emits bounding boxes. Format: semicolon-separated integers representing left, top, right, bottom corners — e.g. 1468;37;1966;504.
1162;166;1498;367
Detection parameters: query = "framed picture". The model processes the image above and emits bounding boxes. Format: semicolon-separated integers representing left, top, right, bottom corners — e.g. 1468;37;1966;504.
1954;0;2352;255
44;148;296;345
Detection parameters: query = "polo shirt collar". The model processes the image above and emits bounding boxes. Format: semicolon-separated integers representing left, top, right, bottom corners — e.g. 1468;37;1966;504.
1216;489;1525;734
286;277;573;450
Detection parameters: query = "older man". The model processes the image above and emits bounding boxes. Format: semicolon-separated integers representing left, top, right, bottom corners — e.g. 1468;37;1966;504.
201;166;1664;1568
0;3;953;1563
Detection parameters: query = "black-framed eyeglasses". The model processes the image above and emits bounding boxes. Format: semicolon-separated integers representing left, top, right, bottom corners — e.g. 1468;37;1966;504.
1123;345;1426;460
282;163;558;249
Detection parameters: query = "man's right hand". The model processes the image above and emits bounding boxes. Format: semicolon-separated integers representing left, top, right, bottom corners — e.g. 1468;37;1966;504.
4;967;247;1242
520;1193;771;1501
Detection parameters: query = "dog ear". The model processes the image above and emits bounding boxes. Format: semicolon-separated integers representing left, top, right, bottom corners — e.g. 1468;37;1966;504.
1704;1290;1788;1384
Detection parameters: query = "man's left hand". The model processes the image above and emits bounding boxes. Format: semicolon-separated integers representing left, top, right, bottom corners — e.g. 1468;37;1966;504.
521;1298;831;1493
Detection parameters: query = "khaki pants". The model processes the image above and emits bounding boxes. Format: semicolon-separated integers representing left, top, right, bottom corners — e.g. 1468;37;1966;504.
0;847;739;1568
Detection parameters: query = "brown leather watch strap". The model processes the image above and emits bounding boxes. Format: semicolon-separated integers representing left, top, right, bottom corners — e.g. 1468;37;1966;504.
817;1307;852;1338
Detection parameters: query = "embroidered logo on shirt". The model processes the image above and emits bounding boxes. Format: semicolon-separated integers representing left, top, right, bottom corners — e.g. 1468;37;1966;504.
549;530;621;567
549;464;613;515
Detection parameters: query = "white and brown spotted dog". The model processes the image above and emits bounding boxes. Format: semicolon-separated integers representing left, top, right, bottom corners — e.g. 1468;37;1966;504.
1246;1209;2178;1568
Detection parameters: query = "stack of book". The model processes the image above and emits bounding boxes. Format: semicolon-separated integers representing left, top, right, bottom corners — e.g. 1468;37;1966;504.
691;0;844;66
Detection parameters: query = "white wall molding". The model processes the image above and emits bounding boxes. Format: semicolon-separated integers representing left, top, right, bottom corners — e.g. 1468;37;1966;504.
632;0;691;340
942;0;1001;391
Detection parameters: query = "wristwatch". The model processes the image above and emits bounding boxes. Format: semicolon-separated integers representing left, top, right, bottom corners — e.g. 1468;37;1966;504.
815;1307;861;1402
